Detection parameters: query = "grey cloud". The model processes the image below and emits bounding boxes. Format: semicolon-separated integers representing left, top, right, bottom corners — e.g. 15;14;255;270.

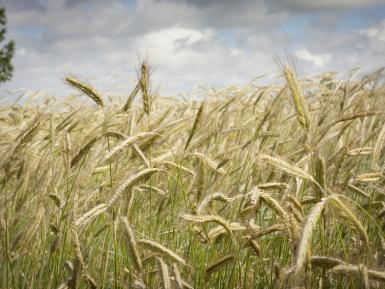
0;0;46;11
236;28;291;52
158;0;384;11
270;0;385;11
152;0;289;29
155;0;247;8
0;0;104;11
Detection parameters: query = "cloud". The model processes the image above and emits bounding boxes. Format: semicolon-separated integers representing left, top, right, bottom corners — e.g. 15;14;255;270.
0;0;384;97
160;0;384;13
1;0;105;10
269;0;384;12
296;48;331;68
358;19;385;52
131;26;276;91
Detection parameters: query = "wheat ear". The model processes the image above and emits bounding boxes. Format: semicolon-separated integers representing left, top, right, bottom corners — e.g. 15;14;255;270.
140;60;150;115
188;152;226;174
3;116;41;171
181;214;234;241
295;197;328;277
328;195;369;245
76;168;163;227
123;81;140;112
138;239;187;266
283;66;311;132
157;258;172;289
107;168;164;207
70;136;99;167
185;102;204;151
120;216;143;273
373;122;385;170
104;132;157;162
205;255;235;278
64;76;104;107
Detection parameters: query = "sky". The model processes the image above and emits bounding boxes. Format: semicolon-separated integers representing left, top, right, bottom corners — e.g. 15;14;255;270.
0;0;384;97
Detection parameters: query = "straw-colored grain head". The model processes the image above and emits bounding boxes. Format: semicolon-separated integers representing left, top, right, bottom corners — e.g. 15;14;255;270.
282;65;311;133
64;76;104;107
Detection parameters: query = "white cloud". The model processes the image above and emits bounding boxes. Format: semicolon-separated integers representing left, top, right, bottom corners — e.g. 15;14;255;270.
358;19;385;47
296;48;331;68
133;27;214;67
132;26;275;92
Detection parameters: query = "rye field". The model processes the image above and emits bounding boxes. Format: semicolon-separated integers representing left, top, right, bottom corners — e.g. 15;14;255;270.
1;64;385;289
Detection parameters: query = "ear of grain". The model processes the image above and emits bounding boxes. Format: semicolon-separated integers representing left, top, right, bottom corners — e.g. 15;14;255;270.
103;131;127;140
70;136;99;167
185;102;204;151
157;161;196;176
347;184;370;198
355;172;382;182
207;222;246;240
3;116;41;171
286;195;304;215
157;258;172;289
138;185;167;196
71;188;86;276
310;256;344;270
181;214;234;241
295;197;328;277
64;76;104;107
320;112;381;141
247;239;261;256
63;131;72;171
250;224;287;239
282;66;311;132
196;193;213;215
258;154;317;184
123;81;140;112
105;132;157;162
328;195;369;245
132;143;151;168
359;264;370;289
368;270;385;282
348;147;373;156
327;264;359;277
107;168;164;207
75;204;107;227
196;192;234;214
85;274;97;289
172;263;184;289
76;169;162;227
257;190;294;241
373;122;385;170
138;239;187;266
329;263;385;283
205;255;235;278
212;192;238;202
120;216;143;273
312;153;326;199
188;152;226;174
331;111;380;125
140;60;150;115
68;256;82;289
329;264;385;283
257;182;289;190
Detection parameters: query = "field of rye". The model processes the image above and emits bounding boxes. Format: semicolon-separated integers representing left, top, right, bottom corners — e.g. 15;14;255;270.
1;62;385;289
